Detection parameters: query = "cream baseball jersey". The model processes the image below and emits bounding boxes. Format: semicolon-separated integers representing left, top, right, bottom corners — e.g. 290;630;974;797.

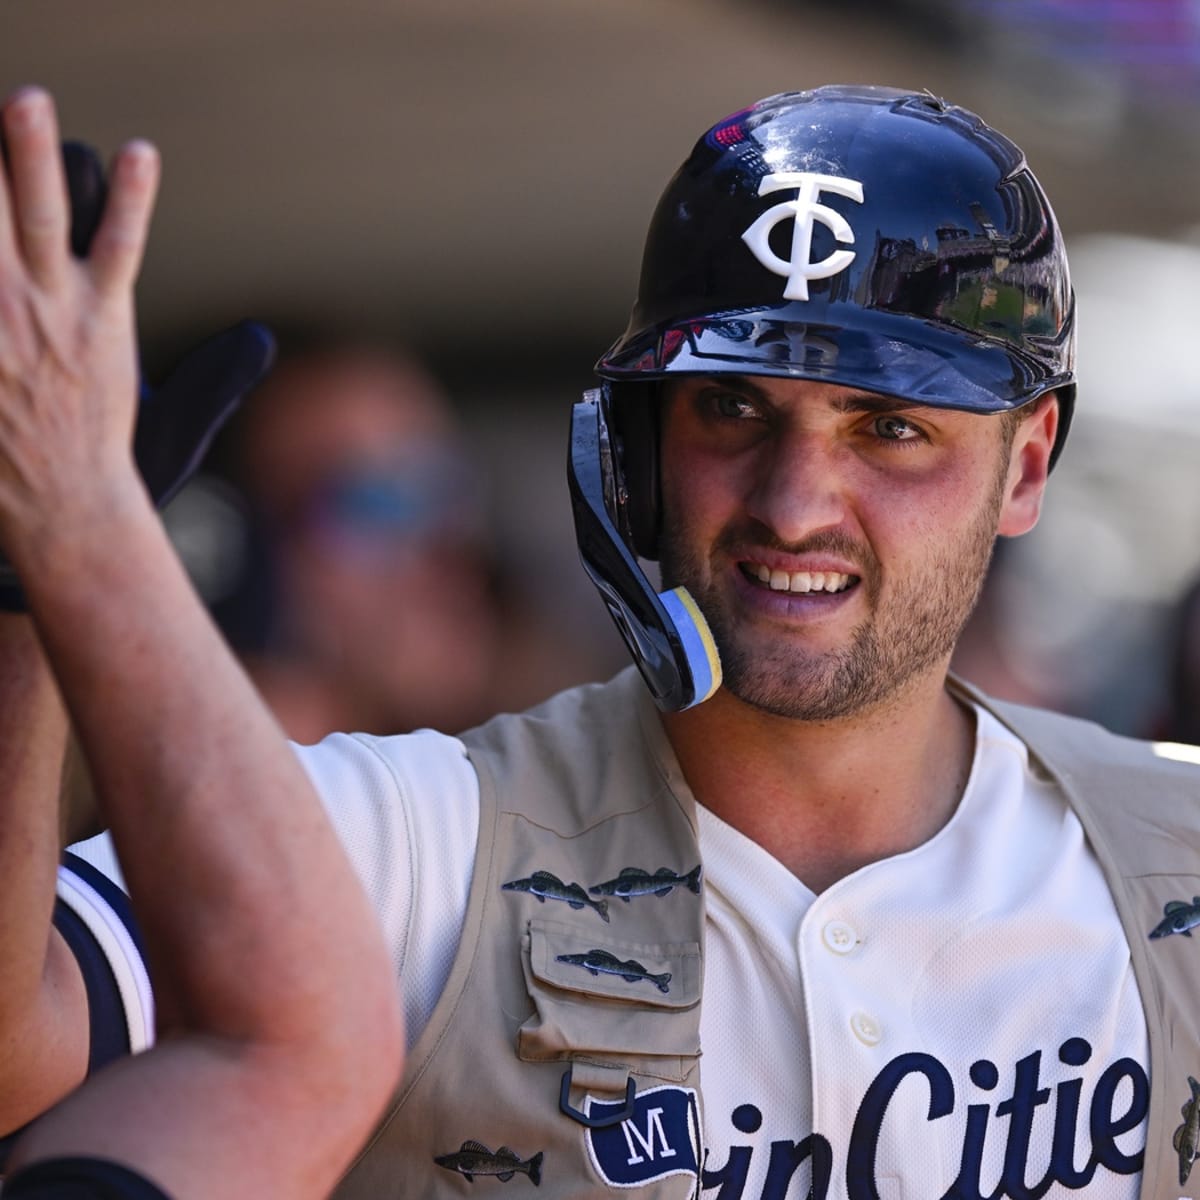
64;705;1148;1199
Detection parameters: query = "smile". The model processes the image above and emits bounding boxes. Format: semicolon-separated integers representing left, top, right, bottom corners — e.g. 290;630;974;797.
740;563;857;595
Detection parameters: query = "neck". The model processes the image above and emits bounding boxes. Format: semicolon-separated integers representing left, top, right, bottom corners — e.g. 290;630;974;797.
661;668;976;894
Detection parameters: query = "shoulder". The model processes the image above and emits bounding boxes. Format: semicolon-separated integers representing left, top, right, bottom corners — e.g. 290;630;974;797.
292;726;480;848
292;727;475;814
459;669;671;827
462;668;650;762
958;682;1200;892
952;675;1200;851
953;674;1200;773
287;728;483;991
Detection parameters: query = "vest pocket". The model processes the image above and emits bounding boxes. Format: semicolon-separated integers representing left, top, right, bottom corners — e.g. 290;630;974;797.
517;918;701;1083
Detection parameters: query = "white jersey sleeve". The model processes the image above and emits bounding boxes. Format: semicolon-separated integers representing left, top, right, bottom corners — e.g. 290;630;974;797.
288;728;481;1047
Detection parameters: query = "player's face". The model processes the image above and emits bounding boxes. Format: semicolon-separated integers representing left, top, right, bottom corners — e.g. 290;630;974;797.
657;375;1051;721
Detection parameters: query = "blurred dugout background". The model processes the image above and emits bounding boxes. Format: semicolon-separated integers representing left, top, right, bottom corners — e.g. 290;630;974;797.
2;0;1198;739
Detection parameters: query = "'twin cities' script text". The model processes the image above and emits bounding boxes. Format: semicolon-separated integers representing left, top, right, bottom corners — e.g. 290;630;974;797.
697;1042;1146;1200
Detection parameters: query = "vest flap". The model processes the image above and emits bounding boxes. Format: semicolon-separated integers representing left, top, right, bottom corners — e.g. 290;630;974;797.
529;919;701;1009
518;919;702;1081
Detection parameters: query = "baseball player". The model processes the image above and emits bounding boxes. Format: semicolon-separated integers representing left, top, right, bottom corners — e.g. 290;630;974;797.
0;87;402;1198
1;82;1198;1200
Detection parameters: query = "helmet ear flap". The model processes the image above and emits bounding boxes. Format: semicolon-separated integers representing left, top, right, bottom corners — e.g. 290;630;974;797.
569;388;721;710
604;380;661;562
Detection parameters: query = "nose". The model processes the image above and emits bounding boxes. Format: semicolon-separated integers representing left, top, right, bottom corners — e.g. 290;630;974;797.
744;428;850;546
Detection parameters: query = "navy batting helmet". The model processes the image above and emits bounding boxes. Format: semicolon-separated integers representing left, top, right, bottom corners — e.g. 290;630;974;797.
570;85;1076;712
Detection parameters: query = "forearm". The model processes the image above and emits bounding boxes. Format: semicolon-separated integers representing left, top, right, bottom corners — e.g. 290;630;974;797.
16;480;401;1193
19;485;390;1046
0;614;88;1131
6;1024;381;1199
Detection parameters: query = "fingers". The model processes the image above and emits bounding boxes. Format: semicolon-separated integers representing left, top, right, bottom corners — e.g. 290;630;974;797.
0;88;158;298
88;139;159;296
0;88;70;286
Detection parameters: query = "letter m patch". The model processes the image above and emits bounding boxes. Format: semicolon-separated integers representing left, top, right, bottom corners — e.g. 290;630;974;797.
585;1085;700;1188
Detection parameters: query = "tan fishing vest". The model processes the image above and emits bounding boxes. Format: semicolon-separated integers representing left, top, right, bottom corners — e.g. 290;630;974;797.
336;669;1200;1199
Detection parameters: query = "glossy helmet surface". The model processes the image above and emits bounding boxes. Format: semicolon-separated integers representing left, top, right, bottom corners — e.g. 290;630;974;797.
570;85;1075;710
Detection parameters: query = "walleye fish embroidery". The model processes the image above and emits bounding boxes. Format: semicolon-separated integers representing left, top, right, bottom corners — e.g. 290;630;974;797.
1150;896;1200;940
556;948;672;993
1174;1076;1200;1185
590;864;702;902
435;1140;544;1185
501;870;610;922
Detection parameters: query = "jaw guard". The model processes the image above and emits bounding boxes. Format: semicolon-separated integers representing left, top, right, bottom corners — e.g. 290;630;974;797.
569;389;721;713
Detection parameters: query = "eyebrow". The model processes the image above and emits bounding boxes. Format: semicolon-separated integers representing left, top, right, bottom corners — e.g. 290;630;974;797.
701;375;925;415
829;393;924;415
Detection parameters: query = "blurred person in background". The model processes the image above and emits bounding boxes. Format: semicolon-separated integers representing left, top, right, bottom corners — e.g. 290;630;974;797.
210;343;504;742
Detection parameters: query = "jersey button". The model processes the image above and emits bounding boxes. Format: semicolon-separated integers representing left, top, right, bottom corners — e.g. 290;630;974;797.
822;920;859;955
850;1011;882;1046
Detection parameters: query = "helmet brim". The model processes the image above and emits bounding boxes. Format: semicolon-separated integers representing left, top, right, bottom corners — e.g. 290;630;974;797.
597;301;1073;416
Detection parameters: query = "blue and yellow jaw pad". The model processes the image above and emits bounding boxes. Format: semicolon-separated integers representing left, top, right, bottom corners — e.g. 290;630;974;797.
568;393;722;712
657;587;721;707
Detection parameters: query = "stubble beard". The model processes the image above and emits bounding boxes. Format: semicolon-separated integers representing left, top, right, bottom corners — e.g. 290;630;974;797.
658;473;1008;722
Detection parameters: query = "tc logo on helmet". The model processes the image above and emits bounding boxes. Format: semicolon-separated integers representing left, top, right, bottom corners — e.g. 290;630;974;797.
741;172;866;301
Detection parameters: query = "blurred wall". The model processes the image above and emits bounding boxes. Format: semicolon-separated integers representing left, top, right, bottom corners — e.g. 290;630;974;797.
5;1;1196;365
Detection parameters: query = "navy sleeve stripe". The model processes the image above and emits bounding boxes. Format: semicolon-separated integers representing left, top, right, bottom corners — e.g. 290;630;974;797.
52;898;131;1073
61;852;146;961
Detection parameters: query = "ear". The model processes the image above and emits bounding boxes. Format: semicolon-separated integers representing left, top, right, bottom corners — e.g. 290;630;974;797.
997;394;1059;538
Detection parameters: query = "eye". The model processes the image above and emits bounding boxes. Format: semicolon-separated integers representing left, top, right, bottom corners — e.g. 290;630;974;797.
871;414;925;443
703;389;762;421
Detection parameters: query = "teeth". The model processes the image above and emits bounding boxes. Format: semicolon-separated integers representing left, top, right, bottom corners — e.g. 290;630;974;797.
748;564;852;594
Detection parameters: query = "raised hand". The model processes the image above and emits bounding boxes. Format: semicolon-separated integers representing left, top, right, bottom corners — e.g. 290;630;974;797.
0;88;158;579
0;91;274;611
